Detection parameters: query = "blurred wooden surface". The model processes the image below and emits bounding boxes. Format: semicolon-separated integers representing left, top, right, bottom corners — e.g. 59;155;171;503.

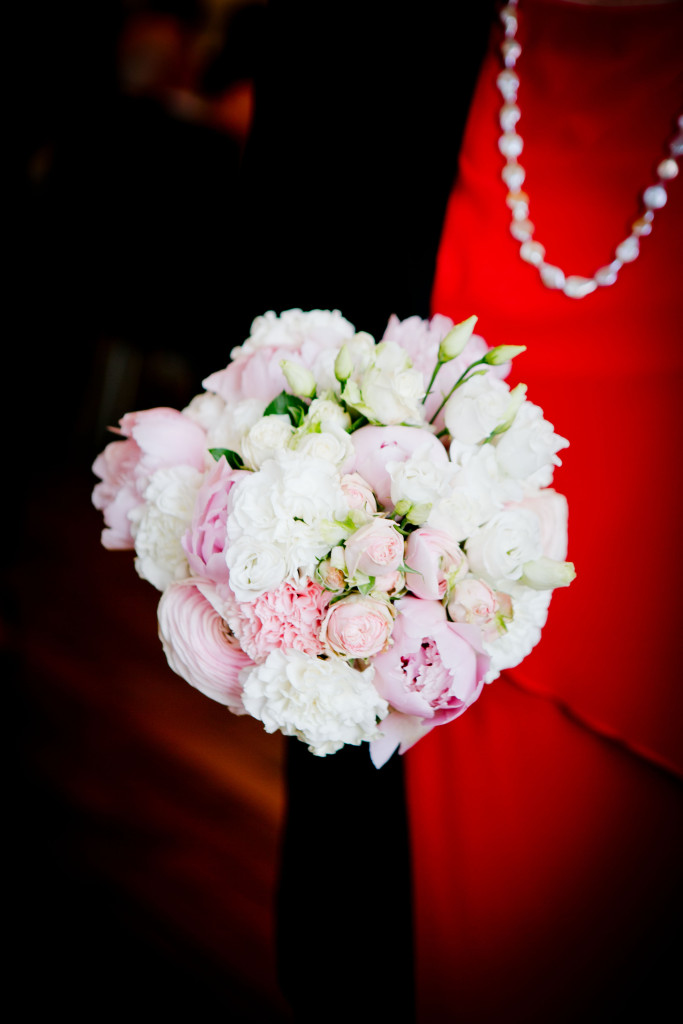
7;465;293;1021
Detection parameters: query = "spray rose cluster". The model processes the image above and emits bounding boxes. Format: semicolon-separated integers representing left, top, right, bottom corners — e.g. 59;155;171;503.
92;308;574;766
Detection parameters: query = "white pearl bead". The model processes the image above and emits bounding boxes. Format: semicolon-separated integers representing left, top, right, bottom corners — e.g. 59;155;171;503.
563;275;598;299
510;217;534;242
615;236;640;263
499;4;518;36
540;263;566;289
594;261;621;287
520;240;545;266
497;70;519;102
499;102;521;132
671;131;683;157
498;132;524;158
631;216;653;237
642;184;668;210
501;161;526;190
657;158;679;181
502;39;522;68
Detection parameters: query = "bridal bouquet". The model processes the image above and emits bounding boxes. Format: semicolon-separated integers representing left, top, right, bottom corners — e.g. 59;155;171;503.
92;309;574;767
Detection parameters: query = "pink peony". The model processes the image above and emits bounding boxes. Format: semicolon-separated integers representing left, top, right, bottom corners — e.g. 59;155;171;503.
183;457;249;585
92;407;208;550
344;518;404;580
157;577;253;711
225;578;332;663
369;597;489;766
346;425;450;508
321;595;394;658
404;527;468;600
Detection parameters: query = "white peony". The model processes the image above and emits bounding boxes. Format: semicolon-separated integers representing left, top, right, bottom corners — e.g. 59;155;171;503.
465;507;542;586
240;648;388;755
130;465;204;590
235;308;355;358
444;371;511;445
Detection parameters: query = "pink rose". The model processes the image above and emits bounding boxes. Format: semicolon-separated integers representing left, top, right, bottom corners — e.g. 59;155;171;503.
226;578;332;663
92;407;208;550
183;457;249;585
157;578;253;712
372;595;489;726
344;518;404;579
404;527;468;600
346;425;450;508
447;578;512;642
340;472;378;513
321;595;394;658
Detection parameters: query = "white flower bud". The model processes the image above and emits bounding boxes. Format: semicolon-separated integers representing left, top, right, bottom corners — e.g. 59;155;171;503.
334;344;353;383
405;502;432;526
483;344;527;366
280;359;316;397
520;557;576;590
438;315;478;362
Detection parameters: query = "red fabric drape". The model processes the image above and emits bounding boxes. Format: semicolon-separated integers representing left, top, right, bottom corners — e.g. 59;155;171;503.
406;2;683;1020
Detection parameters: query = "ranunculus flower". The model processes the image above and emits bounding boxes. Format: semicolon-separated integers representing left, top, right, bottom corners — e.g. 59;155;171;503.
321;595;394;658
240;647;388;756
343;518;404;579
347;426;450;509
158;577;253;712
404;528;468;600
369;597;489;765
183;457;248;585
92;407;208;550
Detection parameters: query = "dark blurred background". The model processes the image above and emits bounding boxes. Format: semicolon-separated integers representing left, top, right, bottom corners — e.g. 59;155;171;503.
11;1;292;1018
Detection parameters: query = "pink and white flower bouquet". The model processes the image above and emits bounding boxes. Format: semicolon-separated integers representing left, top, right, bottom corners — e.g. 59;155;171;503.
92;308;575;767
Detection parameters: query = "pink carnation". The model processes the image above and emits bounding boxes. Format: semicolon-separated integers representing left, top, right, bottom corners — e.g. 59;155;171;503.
92;407;208;550
226;578;332;663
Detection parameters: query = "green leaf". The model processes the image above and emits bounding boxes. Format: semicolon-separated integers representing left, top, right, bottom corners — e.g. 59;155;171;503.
208;448;245;469
264;390;308;427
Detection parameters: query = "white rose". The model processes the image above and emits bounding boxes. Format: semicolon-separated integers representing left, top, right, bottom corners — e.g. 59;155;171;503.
304;397;352;431
225;535;288;602
240;648;388;755
358;341;426;425
130;465;204;590
444;372;511;445
389;453;457;509
465;507;542;585
182;391;226;432
241;414;294;468
292;425;354;467
493;400;569;486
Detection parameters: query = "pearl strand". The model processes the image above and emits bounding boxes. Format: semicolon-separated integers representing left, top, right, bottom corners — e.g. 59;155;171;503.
496;0;682;298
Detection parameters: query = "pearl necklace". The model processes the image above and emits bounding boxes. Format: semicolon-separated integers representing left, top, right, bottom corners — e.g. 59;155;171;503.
496;0;682;298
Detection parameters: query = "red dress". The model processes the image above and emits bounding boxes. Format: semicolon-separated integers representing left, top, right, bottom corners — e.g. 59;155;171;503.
405;3;683;1020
